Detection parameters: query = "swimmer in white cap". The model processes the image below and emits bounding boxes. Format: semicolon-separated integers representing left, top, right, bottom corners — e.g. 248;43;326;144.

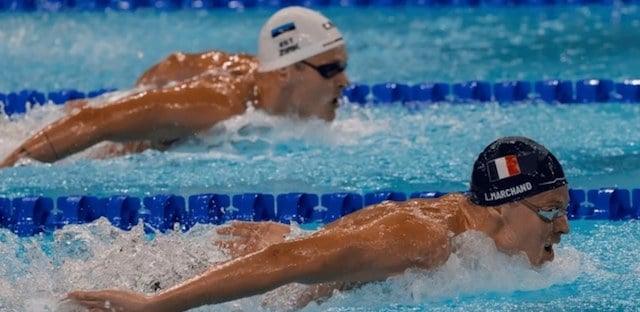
0;6;349;168
66;136;571;311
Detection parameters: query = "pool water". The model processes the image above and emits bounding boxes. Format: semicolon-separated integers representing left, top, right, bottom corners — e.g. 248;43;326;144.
1;6;640;91
1;4;640;312
2;102;640;197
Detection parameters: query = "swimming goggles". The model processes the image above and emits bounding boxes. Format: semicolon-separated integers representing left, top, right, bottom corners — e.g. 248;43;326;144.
520;199;567;222
300;60;347;79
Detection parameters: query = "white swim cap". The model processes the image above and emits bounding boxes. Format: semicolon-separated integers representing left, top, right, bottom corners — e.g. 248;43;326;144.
257;6;344;72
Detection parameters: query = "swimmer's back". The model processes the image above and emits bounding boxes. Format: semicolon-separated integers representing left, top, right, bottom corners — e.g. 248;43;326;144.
135;50;258;87
323;193;469;236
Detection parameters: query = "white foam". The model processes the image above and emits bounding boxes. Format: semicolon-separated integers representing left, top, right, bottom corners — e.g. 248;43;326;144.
165;106;388;160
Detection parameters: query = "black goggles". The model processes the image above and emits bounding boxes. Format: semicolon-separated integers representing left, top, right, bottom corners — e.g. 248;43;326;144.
300;60;347;79
520;199;568;223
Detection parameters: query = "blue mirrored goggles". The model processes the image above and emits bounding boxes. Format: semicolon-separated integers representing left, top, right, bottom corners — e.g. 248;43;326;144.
520;199;567;222
300;60;347;79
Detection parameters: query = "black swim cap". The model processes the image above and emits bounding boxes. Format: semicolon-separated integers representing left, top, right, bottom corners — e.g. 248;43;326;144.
469;136;567;206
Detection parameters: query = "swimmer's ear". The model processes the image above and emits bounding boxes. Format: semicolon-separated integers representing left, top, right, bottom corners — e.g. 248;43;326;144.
278;63;304;83
276;66;291;82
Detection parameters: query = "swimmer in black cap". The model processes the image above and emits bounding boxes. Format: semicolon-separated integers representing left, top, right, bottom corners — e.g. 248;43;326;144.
66;136;570;312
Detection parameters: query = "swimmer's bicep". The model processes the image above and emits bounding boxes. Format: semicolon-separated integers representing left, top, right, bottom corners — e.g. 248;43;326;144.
100;86;240;141
335;215;452;277
293;221;450;283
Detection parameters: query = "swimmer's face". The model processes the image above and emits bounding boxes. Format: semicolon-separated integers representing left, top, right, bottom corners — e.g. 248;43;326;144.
289;46;349;121
499;185;570;266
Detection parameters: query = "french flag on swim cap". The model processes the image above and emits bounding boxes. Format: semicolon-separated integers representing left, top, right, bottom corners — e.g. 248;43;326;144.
487;155;521;182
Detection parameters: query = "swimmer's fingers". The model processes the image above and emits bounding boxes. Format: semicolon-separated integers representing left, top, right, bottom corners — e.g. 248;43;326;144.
0;157;13;169
213;238;249;258
214;221;291;258
213;237;248;249
64;294;111;311
65;289;150;312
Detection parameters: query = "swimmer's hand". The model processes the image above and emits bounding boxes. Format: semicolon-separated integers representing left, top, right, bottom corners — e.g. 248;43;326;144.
65;289;154;312
0;149;25;169
214;221;291;258
0;157;12;169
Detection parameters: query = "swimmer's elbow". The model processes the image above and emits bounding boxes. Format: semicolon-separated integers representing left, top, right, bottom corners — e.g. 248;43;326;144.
419;236;452;269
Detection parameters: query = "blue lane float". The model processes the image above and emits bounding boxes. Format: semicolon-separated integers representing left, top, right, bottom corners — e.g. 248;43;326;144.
371;83;411;104
494;81;531;102
0;87;114;118
1;187;638;237
276;192;318;224
0;0;635;11
230;193;275;222
575;79;614;103
141;194;186;232
2;196;54;237
319;192;363;223
409;83;450;103
102;196;141;230
56;195;102;226
363;78;640;105
4;79;639;118
452;81;492;103
615;79;640;102
187;193;229;226
534;80;574;103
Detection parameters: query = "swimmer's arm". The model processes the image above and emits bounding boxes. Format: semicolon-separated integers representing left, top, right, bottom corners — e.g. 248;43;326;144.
149;213;450;311
152;217;450;311
67;213;451;311
0;86;244;167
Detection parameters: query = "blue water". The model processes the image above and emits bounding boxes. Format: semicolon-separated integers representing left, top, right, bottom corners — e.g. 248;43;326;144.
3;103;640;197
1;6;640;91
1;5;640;312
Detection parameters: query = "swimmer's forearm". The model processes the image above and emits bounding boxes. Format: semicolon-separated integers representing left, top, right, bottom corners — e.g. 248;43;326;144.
5;111;105;165
150;238;359;311
147;221;453;310
150;245;314;310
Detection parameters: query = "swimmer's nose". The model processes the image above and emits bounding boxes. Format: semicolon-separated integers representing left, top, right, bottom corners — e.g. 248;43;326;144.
335;71;350;91
553;215;570;234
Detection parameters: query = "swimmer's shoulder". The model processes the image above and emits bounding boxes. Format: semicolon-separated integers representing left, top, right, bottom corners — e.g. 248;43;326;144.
402;192;469;225
407;192;467;208
187;50;257;63
437;192;469;214
190;50;259;73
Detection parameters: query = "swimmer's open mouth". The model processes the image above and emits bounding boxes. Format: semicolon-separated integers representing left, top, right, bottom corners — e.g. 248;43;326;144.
544;243;553;253
332;97;339;107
